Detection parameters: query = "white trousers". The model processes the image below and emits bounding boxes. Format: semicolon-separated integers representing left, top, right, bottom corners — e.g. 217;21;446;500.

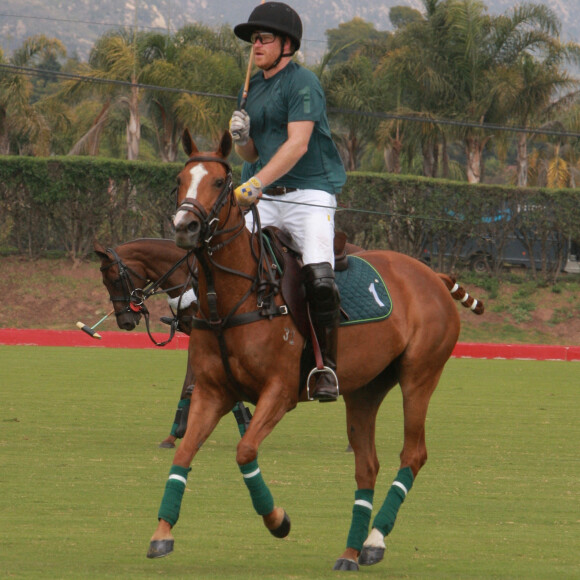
245;189;337;267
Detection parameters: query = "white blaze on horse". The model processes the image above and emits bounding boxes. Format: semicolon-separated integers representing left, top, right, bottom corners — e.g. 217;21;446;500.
147;129;484;571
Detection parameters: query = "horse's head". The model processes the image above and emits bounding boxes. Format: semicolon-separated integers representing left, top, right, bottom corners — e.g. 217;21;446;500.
94;240;148;330
173;129;235;250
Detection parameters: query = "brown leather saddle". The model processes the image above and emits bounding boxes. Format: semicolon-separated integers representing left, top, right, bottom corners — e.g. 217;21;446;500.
262;227;357;339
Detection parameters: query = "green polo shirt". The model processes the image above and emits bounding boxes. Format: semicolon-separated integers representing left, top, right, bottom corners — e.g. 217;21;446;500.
239;62;346;194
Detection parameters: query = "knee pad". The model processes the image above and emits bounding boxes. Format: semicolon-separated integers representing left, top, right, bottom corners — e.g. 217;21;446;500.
303;262;340;312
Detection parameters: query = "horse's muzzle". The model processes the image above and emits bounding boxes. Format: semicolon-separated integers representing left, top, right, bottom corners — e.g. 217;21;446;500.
174;218;201;250
116;310;140;331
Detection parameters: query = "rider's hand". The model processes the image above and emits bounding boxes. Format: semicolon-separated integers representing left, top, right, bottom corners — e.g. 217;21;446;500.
229;110;251;146
234;176;262;207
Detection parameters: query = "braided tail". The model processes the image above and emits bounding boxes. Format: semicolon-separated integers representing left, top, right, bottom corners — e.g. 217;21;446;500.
437;274;484;315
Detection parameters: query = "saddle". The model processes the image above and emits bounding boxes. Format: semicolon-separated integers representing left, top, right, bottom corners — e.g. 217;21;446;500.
262;227;354;339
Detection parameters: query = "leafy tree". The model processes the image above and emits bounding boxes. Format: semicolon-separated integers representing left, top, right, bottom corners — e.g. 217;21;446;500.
141;24;244;161
322;55;382;170
500;49;580;186
325;18;389;67
0;35;66;155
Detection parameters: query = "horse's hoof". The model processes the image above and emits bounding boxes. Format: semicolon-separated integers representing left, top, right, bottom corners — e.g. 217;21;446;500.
269;511;291;538
358;545;384;566
158;441;175;449
146;539;174;558
333;558;359;571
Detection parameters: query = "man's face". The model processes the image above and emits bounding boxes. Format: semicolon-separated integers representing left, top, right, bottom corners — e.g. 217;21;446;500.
251;31;282;70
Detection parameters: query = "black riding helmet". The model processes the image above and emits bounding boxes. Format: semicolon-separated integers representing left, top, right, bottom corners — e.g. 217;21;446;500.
234;2;303;53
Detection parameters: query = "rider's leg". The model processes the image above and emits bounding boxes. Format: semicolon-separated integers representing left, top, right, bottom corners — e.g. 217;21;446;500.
303;261;340;402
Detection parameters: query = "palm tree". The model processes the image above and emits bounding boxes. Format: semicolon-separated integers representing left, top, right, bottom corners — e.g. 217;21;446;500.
371;0;459;178
321;54;381;171
444;1;569;183
58;28;146;160
372;0;573;184
500;49;580;186
0;35;66;155
141;24;245;162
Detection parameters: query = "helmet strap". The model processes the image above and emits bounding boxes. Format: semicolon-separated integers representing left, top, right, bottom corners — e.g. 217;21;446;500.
264;36;294;71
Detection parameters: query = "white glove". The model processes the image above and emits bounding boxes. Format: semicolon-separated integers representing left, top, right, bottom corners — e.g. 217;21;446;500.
234;176;262;207
229;110;251;146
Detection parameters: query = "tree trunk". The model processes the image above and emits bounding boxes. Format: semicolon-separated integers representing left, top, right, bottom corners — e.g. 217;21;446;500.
0;108;9;155
422;140;438;177
464;134;491;184
126;77;141;161
384;138;402;174
441;136;449;179
465;136;482;183
516;132;528;187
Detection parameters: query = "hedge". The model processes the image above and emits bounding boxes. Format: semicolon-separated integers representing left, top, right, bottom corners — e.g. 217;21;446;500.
1;155;579;279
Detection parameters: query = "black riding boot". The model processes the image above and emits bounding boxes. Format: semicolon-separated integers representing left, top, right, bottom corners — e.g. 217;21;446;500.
303;262;341;402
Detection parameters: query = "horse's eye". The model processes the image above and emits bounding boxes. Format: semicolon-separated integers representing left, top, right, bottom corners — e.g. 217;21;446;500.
215;178;225;188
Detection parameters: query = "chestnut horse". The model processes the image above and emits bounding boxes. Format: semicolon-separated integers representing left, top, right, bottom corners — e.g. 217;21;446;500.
147;130;484;571
94;238;255;448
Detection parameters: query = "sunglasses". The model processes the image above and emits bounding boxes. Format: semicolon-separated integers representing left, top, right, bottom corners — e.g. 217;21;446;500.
250;31;277;45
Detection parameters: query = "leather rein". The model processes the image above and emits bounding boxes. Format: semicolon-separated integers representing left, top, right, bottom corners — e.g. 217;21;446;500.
100;246;196;346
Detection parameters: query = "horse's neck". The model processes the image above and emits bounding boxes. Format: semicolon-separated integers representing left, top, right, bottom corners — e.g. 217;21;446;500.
197;230;258;314
123;241;190;295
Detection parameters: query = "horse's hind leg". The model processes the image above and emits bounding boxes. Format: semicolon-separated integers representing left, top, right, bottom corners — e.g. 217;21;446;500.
359;366;444;567
333;385;388;572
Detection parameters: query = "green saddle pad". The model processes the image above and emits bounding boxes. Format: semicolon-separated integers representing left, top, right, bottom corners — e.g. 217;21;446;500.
336;255;393;325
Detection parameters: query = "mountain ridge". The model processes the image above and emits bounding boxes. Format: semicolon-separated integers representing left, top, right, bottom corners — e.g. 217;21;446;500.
1;1;579;64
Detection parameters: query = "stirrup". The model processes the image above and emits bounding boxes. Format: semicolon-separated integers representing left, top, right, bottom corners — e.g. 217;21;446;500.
306;366;339;401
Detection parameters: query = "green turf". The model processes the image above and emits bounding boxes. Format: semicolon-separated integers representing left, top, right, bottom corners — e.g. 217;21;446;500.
0;347;578;579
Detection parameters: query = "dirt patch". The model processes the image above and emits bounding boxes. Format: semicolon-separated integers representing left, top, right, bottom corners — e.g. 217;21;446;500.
1;255;174;335
1;255;579;345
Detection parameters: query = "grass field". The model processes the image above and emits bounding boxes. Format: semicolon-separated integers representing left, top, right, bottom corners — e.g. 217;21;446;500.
0;346;578;579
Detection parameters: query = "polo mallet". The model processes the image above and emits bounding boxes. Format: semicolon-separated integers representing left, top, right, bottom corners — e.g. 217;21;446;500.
231;0;265;139
75;309;114;340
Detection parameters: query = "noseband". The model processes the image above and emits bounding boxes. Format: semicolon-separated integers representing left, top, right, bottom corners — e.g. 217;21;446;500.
175;155;238;249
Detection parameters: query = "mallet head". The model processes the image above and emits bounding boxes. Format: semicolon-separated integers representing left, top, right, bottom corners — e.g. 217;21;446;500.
76;321;102;340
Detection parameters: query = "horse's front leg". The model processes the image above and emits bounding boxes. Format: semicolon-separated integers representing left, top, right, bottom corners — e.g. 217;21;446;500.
147;385;233;559
235;380;295;539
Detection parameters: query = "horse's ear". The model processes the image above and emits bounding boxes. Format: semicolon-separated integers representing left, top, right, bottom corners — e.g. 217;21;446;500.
93;240;109;260
182;128;198;157
218;130;232;159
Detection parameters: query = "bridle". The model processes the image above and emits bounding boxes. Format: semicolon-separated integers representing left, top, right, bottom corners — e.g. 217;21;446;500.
174;153;288;390
175;155;244;252
100;246;196;346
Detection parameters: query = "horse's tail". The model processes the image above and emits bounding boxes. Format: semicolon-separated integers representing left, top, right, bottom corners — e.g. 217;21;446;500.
438;274;485;315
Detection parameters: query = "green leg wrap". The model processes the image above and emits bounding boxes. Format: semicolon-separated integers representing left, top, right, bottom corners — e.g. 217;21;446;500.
372;467;414;537
239;459;274;516
158;465;192;526
346;488;374;551
170;398;190;438
232;402;253;437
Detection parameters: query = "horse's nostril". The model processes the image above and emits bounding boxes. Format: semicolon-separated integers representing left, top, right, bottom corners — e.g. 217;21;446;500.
187;221;200;234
